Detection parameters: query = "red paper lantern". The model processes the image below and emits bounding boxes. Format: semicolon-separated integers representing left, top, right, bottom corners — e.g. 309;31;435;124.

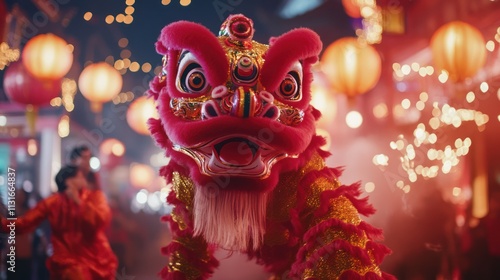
321;37;381;99
3;60;61;135
126;96;158;135
78;62;122;112
22;33;73;80
3;60;61;106
430;21;486;82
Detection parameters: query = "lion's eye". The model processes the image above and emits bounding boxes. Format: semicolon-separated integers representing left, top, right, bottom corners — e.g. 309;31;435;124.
276;71;301;101
176;51;210;94
180;63;207;93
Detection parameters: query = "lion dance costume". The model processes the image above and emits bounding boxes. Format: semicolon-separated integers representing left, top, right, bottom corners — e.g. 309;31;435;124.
147;14;395;280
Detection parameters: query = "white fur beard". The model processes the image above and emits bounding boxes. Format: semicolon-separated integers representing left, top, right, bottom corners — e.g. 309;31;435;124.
193;188;268;252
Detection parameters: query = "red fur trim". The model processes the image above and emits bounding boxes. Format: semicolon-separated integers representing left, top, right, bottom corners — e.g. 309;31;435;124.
261;28;322;109
163;209;190;238
330;166;344;178
250;242;300;276
159;162;189;183
159;165;172;182
157;21;228;88
297;219;376;274
365;241;392;265
311;106;321;121
292;239;313;274
147;75;164;100
295;167;337;210
342;187;377;217
381;272;398;280
302;218;365;243
148;118;172;154
312;135;331;159
313;188;348;217
289;208;305;237
160;214;170;223
275;134;327;177
300;219;391;265
340;270;397;280
314;183;376;218
155;41;168;55
357;221;384;240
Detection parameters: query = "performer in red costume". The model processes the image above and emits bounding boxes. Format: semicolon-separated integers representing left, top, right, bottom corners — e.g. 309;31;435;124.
148;14;395;279
1;165;117;279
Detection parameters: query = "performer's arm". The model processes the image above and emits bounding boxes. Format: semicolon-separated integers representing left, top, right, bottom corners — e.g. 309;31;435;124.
1;197;52;235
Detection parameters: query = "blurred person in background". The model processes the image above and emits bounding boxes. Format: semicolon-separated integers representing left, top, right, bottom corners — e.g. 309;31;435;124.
1;165;117;280
69;145;101;190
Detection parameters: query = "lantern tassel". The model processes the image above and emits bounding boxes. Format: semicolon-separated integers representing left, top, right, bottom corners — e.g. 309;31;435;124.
90;102;103;113
90;102;103;126
347;96;357;108
26;105;38;137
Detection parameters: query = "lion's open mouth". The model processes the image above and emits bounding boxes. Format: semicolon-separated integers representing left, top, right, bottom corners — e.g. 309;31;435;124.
173;135;294;178
214;137;259;166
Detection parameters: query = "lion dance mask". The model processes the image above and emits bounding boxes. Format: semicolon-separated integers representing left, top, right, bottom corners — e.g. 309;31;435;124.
147;14;395;280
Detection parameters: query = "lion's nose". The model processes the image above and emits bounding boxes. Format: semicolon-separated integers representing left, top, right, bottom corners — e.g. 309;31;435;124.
201;86;280;120
229;87;259;118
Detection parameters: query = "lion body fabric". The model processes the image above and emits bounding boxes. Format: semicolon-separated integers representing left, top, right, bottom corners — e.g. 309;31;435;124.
148;14;395;280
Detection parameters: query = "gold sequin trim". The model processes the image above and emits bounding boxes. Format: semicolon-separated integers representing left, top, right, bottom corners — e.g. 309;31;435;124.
315;226;368;251
173;236;211;262
170;208;187;231
322;196;362;226
302;249;381;279
305;177;340;210
171;172;195;211
267;152;325;222
167;251;202;280
301;194;381;279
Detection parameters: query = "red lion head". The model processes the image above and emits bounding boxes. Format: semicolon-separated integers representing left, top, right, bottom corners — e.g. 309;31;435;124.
148;14;323;194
